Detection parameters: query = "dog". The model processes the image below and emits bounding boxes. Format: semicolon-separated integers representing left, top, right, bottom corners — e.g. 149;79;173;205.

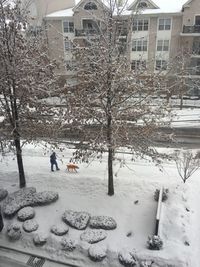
66;163;79;172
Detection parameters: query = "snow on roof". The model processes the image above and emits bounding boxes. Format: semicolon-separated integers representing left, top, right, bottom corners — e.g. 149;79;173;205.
46;0;188;18
46;8;74;18
150;0;187;13
124;0;188;15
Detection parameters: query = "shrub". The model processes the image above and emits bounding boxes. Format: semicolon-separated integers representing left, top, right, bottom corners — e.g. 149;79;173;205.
147;235;163;250
154;188;168;202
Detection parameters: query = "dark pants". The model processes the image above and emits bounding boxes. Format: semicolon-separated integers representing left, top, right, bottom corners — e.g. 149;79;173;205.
51;160;59;171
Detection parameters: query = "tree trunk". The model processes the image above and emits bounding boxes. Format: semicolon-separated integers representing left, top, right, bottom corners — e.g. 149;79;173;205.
14;137;26;188
108;147;114;195
0;207;4;232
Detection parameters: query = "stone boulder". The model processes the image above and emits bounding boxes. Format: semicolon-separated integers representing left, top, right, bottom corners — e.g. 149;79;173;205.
118;249;138;267
33;191;58;205
62;210;90;230
2;187;59;217
88;244;107;262
80;229;107;244
0;188;8;201
23;219;39;232
61;237;76;251
89;216;117;230
51;223;69;236
3;187;36;217
17;207;35;221
7;223;21;241
33;232;48;246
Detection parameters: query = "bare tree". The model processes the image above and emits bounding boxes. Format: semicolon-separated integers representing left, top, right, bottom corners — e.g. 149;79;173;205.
63;0;171;195
174;150;200;183
166;49;193;110
0;0;59;187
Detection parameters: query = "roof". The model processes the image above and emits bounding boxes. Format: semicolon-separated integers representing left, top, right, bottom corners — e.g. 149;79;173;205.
46;8;74;18
46;0;189;18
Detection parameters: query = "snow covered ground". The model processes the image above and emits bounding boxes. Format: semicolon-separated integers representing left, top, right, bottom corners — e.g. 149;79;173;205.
0;143;200;266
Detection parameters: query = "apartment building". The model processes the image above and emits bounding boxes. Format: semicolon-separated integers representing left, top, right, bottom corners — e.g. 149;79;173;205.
40;0;200;93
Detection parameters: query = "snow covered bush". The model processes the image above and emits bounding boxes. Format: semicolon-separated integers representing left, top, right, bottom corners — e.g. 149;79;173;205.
33;232;48;246
154;188;169;202
173;150;200;183
61;237;76;251
118;249;138;266
147;235;163;250
7;223;21;241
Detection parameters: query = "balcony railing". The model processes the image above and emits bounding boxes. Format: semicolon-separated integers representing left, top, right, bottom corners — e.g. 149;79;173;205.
75;29;100;37
183;25;200;34
192;48;200;55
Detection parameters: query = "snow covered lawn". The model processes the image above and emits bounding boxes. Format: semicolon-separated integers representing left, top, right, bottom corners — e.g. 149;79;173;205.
0;143;200;266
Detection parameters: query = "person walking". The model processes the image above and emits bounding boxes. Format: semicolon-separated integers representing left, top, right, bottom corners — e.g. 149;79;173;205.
50;152;60;172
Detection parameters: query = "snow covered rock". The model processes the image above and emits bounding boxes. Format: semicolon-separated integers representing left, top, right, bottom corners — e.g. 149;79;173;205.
118;249;138;267
62;210;90;230
89;216;117;230
3;187;36;217
33;191;58;205
61;237;76;251
88;244;107;261
51;223;69;236
2;187;59;217
17;207;35;221
23;219;39;232
80;229;107;244
7;223;21;241
33;232;48;246
0;188;8;201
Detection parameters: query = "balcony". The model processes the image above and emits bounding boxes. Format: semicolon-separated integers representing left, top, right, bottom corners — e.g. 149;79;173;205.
182;25;200;34
192;48;200;56
75;29;100;37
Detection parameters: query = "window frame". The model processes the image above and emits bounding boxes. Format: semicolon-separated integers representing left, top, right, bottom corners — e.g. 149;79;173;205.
131;60;147;70
158;18;171;31
157;40;170;52
132;39;148;52
155;60;168;70
64;39;72;52
84;2;98;10
63;21;74;33
133;19;149;31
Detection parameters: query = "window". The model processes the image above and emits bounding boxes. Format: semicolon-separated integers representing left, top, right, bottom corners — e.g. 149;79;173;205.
133;19;148;31
118;37;127;53
158;18;171;30
157;40;170;51
64;39;72;51
155;60;167;70
138;2;148;9
65;60;76;71
63;21;74;33
131;60;146;70
195;16;200;25
132;39;148;51
84;2;97;10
